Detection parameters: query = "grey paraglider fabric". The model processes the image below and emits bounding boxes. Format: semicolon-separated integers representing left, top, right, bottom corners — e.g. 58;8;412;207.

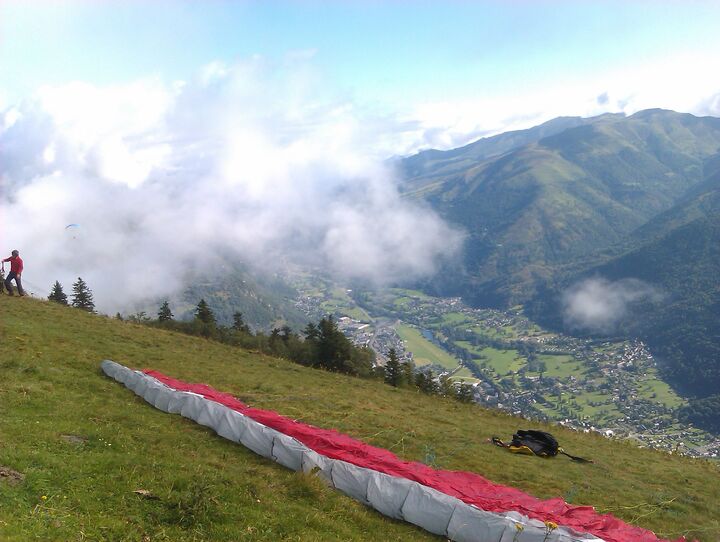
101;360;605;542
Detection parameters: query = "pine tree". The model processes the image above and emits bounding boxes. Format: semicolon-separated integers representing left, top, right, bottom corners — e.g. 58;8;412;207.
280;325;293;343
158;300;173;322
71;277;95;312
439;373;456;398
416;369;437;394
385;347;402;387
414;371;427;392
303;322;319;342
456;382;475;403
48;281;68;305
232;311;250;333
195;299;216;325
402;361;414;387
316;316;351;372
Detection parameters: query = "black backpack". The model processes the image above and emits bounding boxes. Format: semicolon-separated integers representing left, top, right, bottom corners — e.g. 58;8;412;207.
492;430;592;463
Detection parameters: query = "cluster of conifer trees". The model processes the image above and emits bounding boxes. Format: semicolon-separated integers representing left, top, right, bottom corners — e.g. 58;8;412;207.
46;287;476;405
148;299;476;403
679;394;720;434
384;347;475;403
147;299;376;377
47;278;95;312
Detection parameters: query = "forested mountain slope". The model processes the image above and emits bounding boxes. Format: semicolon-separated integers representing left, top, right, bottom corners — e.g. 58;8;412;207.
527;159;720;403
400;109;720;410
400;109;720;306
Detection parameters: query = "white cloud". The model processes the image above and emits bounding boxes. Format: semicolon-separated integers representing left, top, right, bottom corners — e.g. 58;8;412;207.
0;57;463;313
3;51;719;314
562;277;664;334
401;52;720;153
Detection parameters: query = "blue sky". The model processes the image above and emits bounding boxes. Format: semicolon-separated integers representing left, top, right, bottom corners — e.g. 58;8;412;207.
3;1;720;108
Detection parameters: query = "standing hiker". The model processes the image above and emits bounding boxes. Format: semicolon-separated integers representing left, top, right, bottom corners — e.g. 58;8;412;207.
2;250;25;296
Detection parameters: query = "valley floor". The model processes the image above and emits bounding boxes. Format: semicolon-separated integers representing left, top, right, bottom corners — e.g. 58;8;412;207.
291;275;720;459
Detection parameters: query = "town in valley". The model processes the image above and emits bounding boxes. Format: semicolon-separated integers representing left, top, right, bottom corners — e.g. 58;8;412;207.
291;274;720;460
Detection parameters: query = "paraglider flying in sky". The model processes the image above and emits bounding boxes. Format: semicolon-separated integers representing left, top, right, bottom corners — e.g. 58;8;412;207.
65;223;80;240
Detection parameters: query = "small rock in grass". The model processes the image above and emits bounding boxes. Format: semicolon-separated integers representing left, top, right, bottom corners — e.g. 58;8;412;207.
60;434;88;445
133;489;159;500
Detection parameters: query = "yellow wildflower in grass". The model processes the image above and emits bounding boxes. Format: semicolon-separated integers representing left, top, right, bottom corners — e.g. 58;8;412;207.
542;520;558;541
40;495;47;501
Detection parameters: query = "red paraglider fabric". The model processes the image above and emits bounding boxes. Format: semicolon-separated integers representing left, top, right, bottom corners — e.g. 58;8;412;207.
143;370;684;542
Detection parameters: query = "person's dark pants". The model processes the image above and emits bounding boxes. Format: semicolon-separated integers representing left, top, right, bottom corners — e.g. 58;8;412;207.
5;272;24;296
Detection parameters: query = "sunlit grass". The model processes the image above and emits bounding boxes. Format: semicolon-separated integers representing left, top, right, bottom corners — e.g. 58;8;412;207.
1;295;719;541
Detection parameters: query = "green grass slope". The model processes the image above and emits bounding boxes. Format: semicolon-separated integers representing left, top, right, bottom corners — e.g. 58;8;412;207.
1;295;719;541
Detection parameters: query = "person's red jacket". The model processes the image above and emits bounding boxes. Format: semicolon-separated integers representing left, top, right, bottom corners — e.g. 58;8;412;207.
2;256;23;274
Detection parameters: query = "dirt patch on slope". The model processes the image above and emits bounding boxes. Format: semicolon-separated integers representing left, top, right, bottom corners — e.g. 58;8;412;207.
0;466;25;485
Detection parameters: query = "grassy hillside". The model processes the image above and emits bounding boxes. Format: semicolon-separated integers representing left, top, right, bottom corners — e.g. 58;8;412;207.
1;295;719;541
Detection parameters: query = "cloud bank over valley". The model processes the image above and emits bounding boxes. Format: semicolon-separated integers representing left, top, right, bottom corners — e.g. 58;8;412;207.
3;50;720;315
0;58;463;313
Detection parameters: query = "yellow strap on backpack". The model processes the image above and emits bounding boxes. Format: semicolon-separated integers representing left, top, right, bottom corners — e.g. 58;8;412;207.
507;444;536;456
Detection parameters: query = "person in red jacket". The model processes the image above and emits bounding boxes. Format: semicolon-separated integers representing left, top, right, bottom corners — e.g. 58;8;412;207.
2;250;25;296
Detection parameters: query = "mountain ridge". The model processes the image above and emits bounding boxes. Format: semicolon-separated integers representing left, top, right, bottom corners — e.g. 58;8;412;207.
397;114;605;183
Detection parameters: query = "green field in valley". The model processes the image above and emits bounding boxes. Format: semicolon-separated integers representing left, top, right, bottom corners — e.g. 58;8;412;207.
395;324;460;370
454;340;533;376
320;288;372;322
535;354;583;379
635;368;684;409
448;366;481;384
391;288;432;300
324;303;371;322
479;347;524;374
439;312;472;325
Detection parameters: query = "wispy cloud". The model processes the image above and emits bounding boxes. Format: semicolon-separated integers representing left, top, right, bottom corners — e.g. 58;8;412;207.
562;277;664;334
403;52;720;153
